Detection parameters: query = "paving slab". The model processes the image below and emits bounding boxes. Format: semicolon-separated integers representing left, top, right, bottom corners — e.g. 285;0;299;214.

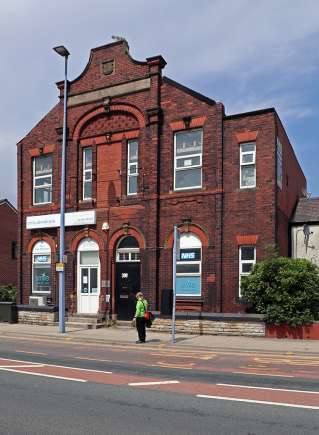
0;323;319;354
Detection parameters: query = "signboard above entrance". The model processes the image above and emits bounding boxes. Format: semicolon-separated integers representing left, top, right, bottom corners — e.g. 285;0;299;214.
26;210;96;230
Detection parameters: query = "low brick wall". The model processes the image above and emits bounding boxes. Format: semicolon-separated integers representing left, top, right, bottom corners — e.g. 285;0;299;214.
17;305;58;325
151;314;265;337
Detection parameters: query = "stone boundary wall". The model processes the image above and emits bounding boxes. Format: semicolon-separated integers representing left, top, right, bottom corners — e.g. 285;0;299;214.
17;310;58;325
151;318;265;336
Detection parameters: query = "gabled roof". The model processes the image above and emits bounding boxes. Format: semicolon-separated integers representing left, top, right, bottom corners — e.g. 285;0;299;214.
292;197;319;223
163;77;216;105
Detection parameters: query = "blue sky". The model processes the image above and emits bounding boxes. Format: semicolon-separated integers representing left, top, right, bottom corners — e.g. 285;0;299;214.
0;0;318;205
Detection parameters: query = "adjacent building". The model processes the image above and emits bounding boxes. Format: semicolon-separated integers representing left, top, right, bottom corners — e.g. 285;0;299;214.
0;199;17;287
291;197;319;265
17;40;306;320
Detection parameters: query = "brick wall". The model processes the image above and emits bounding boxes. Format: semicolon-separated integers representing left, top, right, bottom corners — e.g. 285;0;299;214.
275;115;307;256
17;40;306;316
0;201;17;287
222;111;277;312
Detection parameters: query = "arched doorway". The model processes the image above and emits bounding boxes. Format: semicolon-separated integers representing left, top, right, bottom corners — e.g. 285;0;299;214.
115;236;140;320
77;238;100;314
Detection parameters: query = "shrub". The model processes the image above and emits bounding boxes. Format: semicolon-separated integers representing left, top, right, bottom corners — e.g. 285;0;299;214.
241;257;319;326
0;285;17;303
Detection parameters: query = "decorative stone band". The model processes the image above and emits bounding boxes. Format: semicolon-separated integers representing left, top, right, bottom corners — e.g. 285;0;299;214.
67;77;151;107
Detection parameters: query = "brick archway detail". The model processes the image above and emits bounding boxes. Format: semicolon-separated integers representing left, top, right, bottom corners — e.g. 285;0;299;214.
108;226;146;253
70;229;105;253
165;224;209;248
26;235;56;254
73;103;145;140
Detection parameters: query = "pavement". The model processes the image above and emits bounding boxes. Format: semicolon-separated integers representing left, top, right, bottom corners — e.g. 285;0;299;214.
0;322;319;354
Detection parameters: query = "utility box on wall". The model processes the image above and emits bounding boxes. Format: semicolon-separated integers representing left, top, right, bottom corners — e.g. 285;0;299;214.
161;289;173;316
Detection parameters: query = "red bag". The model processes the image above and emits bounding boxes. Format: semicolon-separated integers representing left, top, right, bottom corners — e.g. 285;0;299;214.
142;301;154;327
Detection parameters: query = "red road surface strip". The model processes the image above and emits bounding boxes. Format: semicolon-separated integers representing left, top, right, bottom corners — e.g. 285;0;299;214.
1;358;319;409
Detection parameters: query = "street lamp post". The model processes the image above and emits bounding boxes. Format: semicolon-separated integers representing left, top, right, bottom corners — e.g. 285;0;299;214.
53;45;70;333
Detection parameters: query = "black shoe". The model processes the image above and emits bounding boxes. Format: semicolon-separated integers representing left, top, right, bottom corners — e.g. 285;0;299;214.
136;340;143;343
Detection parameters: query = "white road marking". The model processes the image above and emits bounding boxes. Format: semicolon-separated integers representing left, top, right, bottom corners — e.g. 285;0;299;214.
0;356;43;364
0;367;87;382
217;383;319;395
0;357;112;374
232;371;294;378
197;394;319;410
15;351;47;356
128;380;180;386
44;363;112;374
0;364;45;368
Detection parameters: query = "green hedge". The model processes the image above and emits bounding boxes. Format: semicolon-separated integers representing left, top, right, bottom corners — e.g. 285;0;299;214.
241;257;319;326
0;285;17;303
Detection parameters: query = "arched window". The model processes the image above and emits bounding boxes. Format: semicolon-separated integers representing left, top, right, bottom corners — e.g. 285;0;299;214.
116;236;140;262
32;241;52;293
176;233;201;296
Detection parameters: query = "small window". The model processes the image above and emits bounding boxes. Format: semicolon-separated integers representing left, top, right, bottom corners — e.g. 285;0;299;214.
11;242;17;260
239;245;256;297
276;138;283;189
83;148;93;200
33;155;53;204
174;129;203;190
176;233;202;296
240;142;256;188
127;140;138;195
32;241;52;293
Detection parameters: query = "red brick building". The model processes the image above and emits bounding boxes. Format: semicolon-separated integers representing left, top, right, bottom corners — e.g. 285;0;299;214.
17;40;306;319
0;199;17;287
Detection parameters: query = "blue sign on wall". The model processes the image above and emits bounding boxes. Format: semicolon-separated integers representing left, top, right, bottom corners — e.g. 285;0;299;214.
179;248;201;262
176;276;201;296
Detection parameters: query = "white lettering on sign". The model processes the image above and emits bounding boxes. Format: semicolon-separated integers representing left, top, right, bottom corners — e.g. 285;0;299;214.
121;273;128;278
181;252;195;260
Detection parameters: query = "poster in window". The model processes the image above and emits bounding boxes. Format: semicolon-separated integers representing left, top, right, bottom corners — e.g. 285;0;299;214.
176;276;201;296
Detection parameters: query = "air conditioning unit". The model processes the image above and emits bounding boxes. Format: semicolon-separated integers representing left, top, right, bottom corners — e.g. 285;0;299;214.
29;296;46;306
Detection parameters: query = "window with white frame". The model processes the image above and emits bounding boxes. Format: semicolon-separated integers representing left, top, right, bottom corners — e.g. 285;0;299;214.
127;140;138;195
239;246;256;297
176;233;201;296
83;148;93;200
33;155;53;204
174;129;202;190
276;138;283;189
116;236;140;262
32;241;52;293
240;142;256;188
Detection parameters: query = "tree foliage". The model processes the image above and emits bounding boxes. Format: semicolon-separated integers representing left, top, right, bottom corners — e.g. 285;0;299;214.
241;257;319;326
0;285;17;303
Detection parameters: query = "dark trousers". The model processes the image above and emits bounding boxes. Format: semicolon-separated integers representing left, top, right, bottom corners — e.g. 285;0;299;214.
136;317;146;342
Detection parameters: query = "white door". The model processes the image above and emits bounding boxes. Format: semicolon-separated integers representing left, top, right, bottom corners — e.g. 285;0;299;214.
77;238;100;314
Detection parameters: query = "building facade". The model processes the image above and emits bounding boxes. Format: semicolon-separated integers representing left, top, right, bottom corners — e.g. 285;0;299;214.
0;199;17;287
291;197;319;265
17;40;306;319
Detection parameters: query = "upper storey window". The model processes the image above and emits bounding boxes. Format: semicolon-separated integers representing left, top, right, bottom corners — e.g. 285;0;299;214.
83;148;93;200
127;140;138;195
174;129;203;190
33;155;53;205
276;138;283;189
240;142;256;188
